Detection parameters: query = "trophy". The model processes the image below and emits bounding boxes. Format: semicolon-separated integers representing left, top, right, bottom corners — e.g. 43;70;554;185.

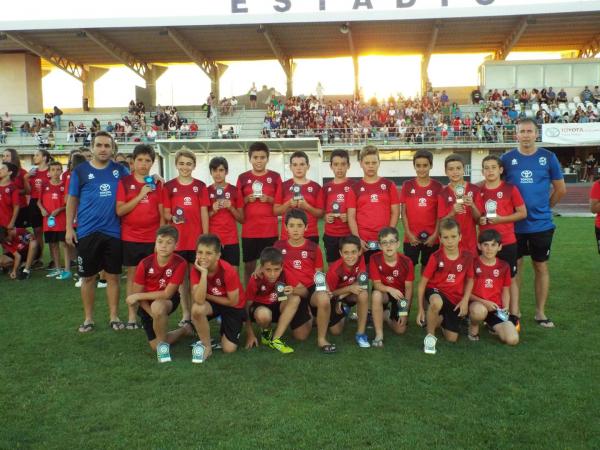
47;216;56;228
144;175;156;191
215;187;225;208
418;231;429;242
367;240;380;251
191;341;206;364
455;184;465;204
292;184;303;201
398;299;409;317
275;282;287;302
314;271;327;292
485;199;498;219
252;180;263;198
358;272;369;290
495;308;509;322
331;201;341;217
173;207;185;224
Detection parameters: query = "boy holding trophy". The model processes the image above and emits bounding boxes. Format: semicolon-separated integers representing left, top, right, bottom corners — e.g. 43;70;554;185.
369;227;415;348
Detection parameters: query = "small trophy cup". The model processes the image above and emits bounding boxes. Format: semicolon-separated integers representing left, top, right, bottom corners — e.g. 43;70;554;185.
275;282;287;302
292;184;303;201
358;272;369;290
252;180;263;198
455;184;465;204
314;271;327;292
485;199;498;219
215;187;225;208
367;241;379;251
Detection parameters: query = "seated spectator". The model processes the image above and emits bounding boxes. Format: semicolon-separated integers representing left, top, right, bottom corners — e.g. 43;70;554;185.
2;112;13;132
582;86;594;103
136;100;145;114
128;100;137;114
105;121;115;133
75;123;87;141
147;126;158;141
66;121;76;142
546;87;556;104
189;120;198;138
20;121;31;137
593;86;600;105
91;118;100;133
557;88;568;103
530;88;540;104
540;88;549;104
519;89;529;106
440;90;449;105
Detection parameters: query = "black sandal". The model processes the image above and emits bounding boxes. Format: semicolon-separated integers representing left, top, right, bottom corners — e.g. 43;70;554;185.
320;344;337;354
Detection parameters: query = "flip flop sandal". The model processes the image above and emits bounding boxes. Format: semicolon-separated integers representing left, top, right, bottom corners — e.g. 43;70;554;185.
320;344;337;354
125;322;140;330
178;319;192;327
78;322;95;333
371;338;384;348
535;318;555;328
468;333;480;341
109;321;125;331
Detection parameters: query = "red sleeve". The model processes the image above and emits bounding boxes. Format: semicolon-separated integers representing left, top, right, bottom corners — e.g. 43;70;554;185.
326;266;339;291
465;256;474;278
155;183;164;206
406;259;415;282
315;246;324;270
116;180;126;203
133;262;146;286
234;186;243;208
274;181;283;205
189;266;200;286
502;266;511;288
422;255;437;279
346;186;357;208
224;264;241;293
236;177;244;203
369;257;382;282
162;186;172;209
245;276;258;299
170;260;187;285
437;193;449;219
11;188;19;206
200;185;210;207
511;185;525;207
591;181;600;200
398;183;407;203
390;182;400;205
315;186;324;209
475;191;484;212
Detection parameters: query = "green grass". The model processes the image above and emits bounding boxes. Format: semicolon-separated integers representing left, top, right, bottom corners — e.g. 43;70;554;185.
1;217;599;449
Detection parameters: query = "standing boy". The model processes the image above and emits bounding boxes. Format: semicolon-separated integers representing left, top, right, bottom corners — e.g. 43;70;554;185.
399;149;443;270
417;218;475;355
237;142;282;284
321;149;356;263
0;162;20;230
369;227;415;348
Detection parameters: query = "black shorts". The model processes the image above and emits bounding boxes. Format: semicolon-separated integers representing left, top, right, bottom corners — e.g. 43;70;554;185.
249;302;281;323
290;285;315;329
208;302;246;345
77;232;122;277
44;231;66;243
241;237;278;263
15;205;30;228
596;227;600;254
249;94;257;101
403;242;439;267
323;234;342;263
328;294;357;327
516;229;554;262
28;199;43;228
221;243;240;267
176;250;196;264
138;293;180;341
424;288;461;333
484;309;505;329
122;241;155;267
497;243;518;277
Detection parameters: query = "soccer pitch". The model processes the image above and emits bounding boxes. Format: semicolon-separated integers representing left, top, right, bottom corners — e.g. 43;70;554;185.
1;217;598;449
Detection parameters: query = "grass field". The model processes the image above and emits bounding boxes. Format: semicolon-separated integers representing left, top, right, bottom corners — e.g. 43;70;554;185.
1;217;599;449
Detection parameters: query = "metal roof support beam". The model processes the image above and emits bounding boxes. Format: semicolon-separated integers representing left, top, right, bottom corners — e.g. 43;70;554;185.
260;26;295;97
344;24;360;100
166;27;227;100
494;16;530;60
421;20;441;95
5;32;88;82
578;33;600;58
82;29;150;80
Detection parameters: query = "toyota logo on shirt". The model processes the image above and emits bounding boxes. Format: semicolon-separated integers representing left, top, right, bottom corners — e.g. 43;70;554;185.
520;170;534;184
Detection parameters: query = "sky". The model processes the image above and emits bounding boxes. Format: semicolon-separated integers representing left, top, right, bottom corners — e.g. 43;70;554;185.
41;52;567;109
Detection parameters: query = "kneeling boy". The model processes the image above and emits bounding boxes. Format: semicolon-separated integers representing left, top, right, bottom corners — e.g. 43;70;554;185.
191;234;246;361
369;227;415;348
417;218;474;355
245;247;300;354
126;226;192;362
469;229;519;346
0;226;38;280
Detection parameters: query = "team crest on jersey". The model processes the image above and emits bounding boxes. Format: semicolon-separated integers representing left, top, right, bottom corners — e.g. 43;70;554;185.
493;269;500;277
113;170;120;178
293;260;302;269
88;173;95;180
193;186;199;193
438;261;444;268
539;157;547;166
427;190;433;196
386;276;394;283
307;186;313;193
184;196;192;206
418;198;427;207
344;186;350;192
446;274;456;282
497;191;503;199
457;264;463;272
260;285;266;291
159;278;166;288
370;194;379;202
267;177;272;184
327;187;332;193
301;251;308;259
166;269;173;277
393;270;399;277
511;159;518;165
484;278;493;288
173;187;178;193
148;268;154;274
51;193;59;200
381;184;387;190
360;187;365;192
281;249;287;255
130;185;136;189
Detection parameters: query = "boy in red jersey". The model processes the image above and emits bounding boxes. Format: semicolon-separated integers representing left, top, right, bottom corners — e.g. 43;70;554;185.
0;226;38;280
117;145;164;329
369;227;415;347
245;247;300;354
400;149;443;270
417;218;474;355
25;149;52;263
274;209;334;353
237;142;282;284
591;179;600;254
326;235;370;348
191;234;246;360
321;149;356;263
437;153;481;254
2;149;29;229
475;155;526;327
274;151;323;244
207;157;243;268
348;145;400;265
126;226;192;362
468;229;519;345
162;149;210;325
38;161;69;279
0;162;20;229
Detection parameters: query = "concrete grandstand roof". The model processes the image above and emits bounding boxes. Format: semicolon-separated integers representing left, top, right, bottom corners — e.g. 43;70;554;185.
1;12;599;64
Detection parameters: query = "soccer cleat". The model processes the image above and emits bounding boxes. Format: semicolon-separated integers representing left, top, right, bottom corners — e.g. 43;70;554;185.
355;333;371;348
156;342;172;363
97;280;108;289
269;337;294;354
191;341;206;363
46;268;62;278
424;334;437;355
56;271;72;280
260;328;273;345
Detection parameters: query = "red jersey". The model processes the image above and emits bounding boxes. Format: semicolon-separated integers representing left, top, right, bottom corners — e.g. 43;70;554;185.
321;179;356;237
472;257;511;307
399;178;443;243
326;255;366;291
438;183;480;253
273;239;323;288
117;175;163;243
369;252;415;291
245;272;286;305
0;183;19;227
40;180;67;232
189;259;245;309
276;179;323;239
61;170;71;184
162;178;210;251
591;181;600;228
14;168;28;207
207;183;242;246
352;177;400;242
29;168;50;200
423;248;474;305
236;170;281;238
475;181;524;246
134;253;187;294
1;228;34;254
